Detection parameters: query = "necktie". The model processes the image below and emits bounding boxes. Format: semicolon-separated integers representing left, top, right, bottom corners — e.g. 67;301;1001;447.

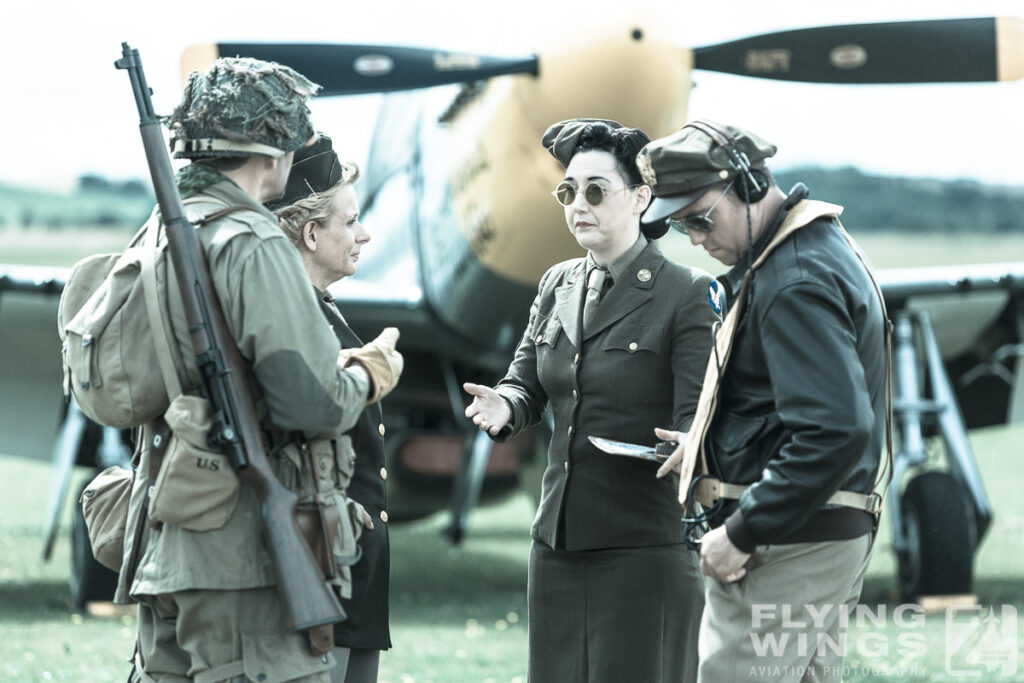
583;266;610;330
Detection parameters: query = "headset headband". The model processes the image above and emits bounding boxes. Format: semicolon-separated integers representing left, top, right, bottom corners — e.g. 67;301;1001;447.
682;119;767;204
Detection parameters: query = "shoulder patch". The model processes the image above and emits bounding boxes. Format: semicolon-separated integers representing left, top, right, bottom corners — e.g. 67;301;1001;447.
707;280;724;316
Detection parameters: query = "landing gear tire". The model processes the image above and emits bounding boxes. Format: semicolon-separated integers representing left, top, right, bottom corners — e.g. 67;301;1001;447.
70;478;119;610
898;471;974;601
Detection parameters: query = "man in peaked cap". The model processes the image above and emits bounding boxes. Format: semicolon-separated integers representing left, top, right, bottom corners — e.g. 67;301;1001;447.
115;59;401;682
645;121;890;682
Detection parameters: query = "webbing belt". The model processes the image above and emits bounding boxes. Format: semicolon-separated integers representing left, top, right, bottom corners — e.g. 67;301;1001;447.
693;478;883;514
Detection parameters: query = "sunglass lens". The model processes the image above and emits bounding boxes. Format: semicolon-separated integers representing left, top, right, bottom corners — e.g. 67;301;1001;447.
555;183;575;205
686;216;714;233
584;184;605;206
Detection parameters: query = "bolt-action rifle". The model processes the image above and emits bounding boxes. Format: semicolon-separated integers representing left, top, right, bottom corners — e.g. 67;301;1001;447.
114;42;345;633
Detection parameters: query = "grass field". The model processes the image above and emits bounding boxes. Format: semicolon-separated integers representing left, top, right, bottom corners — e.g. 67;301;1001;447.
2;228;1022;681
2;422;1023;682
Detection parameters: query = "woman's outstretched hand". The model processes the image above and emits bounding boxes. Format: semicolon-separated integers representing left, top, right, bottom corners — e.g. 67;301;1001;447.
463;382;512;436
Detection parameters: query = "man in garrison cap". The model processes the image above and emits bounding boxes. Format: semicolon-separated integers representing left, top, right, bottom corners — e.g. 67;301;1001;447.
646;121;889;682
114;58;402;682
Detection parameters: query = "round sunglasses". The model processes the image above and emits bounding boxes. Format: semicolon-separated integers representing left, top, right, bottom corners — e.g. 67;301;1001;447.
551;181;636;207
667;179;735;235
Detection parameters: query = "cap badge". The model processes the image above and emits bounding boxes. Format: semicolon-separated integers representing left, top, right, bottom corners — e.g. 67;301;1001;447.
637;269;652;282
637;153;657;187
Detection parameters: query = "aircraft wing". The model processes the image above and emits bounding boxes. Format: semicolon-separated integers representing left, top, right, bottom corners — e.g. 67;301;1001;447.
0;264;70;295
878;261;1024;428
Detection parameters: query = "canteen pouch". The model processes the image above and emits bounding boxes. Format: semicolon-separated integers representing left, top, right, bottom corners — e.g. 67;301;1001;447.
79;465;134;571
148;395;240;531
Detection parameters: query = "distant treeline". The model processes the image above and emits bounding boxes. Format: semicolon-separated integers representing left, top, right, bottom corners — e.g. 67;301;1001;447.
0;175;155;230
774;166;1024;233
0;167;1021;233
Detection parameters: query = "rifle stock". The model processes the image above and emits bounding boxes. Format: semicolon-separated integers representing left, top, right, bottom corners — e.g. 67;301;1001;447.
115;42;345;630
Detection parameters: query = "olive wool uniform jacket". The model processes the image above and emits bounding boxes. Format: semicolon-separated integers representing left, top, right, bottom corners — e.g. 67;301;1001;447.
495;240;718;551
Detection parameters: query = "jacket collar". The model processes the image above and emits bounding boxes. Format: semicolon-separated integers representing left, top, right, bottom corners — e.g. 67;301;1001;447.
722;183;810;298
553;239;665;346
198;179;279;221
554;261;587;349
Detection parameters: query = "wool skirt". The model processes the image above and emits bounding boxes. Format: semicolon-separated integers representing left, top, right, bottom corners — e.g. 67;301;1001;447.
527;540;704;683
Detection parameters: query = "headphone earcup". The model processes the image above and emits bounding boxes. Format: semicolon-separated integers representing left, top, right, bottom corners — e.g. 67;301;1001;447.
734;168;769;203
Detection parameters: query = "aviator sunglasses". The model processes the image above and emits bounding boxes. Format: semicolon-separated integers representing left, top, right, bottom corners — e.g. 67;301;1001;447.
667;178;735;235
552;181;636;207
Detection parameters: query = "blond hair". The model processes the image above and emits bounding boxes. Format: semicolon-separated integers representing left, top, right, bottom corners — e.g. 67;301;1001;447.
276;162;360;244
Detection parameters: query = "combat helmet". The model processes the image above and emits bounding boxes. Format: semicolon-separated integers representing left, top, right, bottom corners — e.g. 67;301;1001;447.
168;57;321;160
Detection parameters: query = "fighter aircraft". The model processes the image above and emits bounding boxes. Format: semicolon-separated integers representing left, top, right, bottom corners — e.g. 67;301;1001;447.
0;13;1022;607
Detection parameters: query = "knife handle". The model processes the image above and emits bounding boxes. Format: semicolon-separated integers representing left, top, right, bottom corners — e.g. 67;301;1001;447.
655;440;679;456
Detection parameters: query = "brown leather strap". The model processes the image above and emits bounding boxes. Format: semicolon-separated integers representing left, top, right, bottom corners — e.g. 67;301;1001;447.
307;624;334;656
295;438;339;655
298;439;341;581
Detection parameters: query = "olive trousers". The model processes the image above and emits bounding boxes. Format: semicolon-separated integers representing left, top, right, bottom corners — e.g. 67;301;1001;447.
133;587;339;682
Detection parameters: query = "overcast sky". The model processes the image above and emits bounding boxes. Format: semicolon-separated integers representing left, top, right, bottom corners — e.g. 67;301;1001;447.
1;0;1022;190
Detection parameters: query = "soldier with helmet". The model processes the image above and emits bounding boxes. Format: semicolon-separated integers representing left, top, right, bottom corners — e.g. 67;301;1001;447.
114;57;403;682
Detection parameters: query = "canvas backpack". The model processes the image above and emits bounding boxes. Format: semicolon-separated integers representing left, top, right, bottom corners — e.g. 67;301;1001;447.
58;203;244;429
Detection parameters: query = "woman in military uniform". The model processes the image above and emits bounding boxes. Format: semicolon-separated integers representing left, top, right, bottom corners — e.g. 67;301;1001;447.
463;119;718;683
271;136;392;683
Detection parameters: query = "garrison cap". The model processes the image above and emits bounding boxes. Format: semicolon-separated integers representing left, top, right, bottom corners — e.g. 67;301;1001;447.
265;134;343;211
638;120;776;224
169;57;320;160
541;118;626;167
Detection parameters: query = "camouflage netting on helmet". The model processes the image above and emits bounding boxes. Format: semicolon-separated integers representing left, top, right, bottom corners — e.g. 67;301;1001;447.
168;57;321;160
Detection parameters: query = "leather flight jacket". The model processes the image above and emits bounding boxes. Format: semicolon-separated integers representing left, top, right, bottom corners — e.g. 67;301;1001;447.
705;185;889;551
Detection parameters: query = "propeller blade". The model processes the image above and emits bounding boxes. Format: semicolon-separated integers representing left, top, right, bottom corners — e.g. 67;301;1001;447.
693;17;1024;83
182;43;539;96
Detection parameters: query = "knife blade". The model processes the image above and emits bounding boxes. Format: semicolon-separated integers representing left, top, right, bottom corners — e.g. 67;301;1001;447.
588;436;677;462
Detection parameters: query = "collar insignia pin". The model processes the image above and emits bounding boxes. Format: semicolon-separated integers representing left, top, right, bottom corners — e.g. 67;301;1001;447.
637;268;652;282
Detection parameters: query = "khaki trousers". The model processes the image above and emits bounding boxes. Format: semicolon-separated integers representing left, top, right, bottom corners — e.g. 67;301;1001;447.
134;587;338;682
698;534;874;683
